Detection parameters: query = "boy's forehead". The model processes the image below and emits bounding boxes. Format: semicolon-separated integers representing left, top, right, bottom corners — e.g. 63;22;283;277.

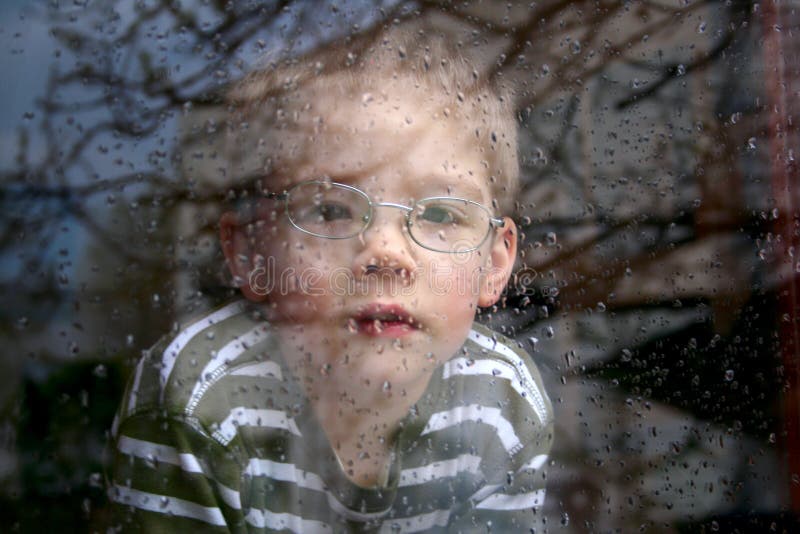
255;89;492;201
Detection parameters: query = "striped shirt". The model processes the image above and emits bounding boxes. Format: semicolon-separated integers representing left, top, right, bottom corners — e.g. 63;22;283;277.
107;300;553;532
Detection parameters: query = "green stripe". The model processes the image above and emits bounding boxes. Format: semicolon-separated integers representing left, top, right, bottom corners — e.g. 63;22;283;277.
108;500;237;533
114;415;244;490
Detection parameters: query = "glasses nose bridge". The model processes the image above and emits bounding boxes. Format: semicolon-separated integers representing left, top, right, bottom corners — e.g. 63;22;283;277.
364;200;413;230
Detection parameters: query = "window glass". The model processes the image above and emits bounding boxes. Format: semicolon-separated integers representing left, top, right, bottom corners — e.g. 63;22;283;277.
1;1;797;531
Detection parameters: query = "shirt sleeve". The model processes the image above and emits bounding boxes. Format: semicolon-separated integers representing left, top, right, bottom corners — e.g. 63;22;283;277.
440;326;555;532
106;412;246;533
445;418;553;533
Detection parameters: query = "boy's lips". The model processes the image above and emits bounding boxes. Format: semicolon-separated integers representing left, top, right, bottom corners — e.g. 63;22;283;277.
350;303;420;337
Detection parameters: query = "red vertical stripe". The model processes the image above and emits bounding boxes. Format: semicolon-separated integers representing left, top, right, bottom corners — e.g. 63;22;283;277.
764;0;800;511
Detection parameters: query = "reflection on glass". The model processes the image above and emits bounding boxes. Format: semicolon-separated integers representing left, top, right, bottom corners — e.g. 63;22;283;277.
2;1;798;532
106;27;553;532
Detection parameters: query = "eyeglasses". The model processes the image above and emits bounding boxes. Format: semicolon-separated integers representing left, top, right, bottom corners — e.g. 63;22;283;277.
257;180;504;253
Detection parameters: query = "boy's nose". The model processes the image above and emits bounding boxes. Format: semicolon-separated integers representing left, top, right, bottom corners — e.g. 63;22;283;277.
351;210;417;279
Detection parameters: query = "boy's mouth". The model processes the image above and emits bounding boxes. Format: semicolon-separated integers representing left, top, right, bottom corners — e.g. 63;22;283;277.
351;304;420;337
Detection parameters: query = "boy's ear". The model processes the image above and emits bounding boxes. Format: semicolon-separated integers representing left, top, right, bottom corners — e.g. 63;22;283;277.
478;217;518;307
219;211;268;302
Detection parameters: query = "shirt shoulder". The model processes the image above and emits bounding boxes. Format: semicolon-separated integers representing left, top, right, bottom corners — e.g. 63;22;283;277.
113;300;290;443
441;322;553;427
399;322;553;488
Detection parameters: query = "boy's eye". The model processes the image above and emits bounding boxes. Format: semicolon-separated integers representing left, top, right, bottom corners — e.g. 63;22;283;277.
418;204;464;225
308;202;353;222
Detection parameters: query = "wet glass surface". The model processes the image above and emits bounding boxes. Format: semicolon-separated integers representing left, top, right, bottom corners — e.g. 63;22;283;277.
1;1;799;531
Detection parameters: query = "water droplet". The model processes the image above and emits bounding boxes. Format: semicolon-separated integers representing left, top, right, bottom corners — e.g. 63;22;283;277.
561;512;570;526
88;472;103;488
545;232;557;245
126;334;135;347
544;326;555;338
676;64;686;76
93;364;107;378
724;369;735;381
382;381;392;394
527;337;539;351
697;21;707;33
540;64;550;75
730;112;741;124
205;331;216;340
15;317;28;330
747;137;757;150
596;302;607;312
570;40;581;54
621;348;632;362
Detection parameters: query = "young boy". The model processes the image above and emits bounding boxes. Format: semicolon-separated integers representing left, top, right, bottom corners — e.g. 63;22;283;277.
107;29;553;533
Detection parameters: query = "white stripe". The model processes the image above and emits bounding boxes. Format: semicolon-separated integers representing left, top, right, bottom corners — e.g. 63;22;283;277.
469;482;503;503
213;408;301;445
185;323;270;414
126;355;147;415
111;413;120;438
521;454;549;472
216;484;242;511
159;300;244;400
421;404;522;454
244;459;326;492
229;360;283;379
467;329;550;424
245;507;333;533
443;357;534;410
116;435;242;509
245;459;390;522
379;509;451;533
398;454;482;487
108;484;226;526
475;488;546;511
118;435;203;473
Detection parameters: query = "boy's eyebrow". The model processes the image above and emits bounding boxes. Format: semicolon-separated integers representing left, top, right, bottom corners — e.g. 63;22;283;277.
417;176;486;202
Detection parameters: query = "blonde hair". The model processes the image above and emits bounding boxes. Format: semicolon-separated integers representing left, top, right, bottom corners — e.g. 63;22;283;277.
224;27;519;214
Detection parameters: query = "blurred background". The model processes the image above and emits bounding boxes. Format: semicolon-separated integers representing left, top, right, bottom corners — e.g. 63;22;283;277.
1;0;799;531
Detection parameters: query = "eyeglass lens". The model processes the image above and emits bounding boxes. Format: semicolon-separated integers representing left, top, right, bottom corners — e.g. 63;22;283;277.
285;181;490;252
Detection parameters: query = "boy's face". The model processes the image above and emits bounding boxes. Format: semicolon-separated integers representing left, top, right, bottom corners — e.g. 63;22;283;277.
221;89;517;393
